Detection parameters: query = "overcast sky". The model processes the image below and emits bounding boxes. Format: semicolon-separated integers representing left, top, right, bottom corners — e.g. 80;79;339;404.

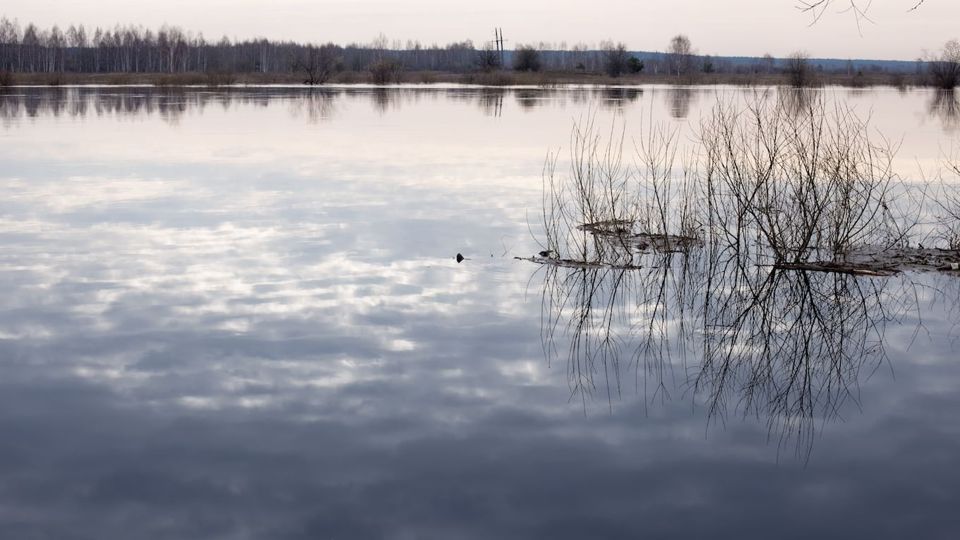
1;0;955;60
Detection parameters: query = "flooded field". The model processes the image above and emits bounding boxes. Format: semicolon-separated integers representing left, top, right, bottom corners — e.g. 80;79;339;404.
1;85;959;538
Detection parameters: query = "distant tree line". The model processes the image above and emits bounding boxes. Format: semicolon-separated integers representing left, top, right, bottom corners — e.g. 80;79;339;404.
0;16;950;87
0;17;656;78
0;17;782;79
0;18;478;75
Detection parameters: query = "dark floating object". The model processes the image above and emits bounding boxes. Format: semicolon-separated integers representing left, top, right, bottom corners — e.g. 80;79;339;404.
538;250;557;258
514;255;643;271
456;253;465;263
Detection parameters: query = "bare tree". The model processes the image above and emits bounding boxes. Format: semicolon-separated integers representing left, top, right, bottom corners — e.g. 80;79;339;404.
0;17;20;73
784;51;814;87
761;53;776;74
798;0;928;28
293;44;339;85
476;43;500;72
570;42;594;72
601;41;630;77
665;34;694;78
369;59;403;84
926;39;960;89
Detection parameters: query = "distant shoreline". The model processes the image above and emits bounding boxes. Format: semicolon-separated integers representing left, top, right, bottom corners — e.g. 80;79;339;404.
1;70;928;89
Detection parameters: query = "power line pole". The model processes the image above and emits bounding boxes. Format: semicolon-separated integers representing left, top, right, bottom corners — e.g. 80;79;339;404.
487;28;506;69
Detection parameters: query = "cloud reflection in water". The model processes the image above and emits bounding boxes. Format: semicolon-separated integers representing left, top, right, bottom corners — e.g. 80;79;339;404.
0;87;958;538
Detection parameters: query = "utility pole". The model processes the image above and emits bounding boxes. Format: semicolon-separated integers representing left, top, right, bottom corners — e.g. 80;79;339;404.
487;28;506;69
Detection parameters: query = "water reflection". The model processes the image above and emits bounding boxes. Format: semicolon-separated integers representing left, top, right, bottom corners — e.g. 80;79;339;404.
530;91;958;461
538;246;919;459
477;88;505;117
514;89;541;110
0;86;691;124
2;86;960;537
929;89;960;132
5;86;957;138
777;87;817;117
288;89;339;122
601;87;643;110
665;87;695;119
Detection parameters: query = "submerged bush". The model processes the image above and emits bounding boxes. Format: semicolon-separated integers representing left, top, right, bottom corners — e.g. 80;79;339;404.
369;59;403;85
539;112;702;266
537;92;914;271
784;51;815;87
701;93;908;262
927;39;960;89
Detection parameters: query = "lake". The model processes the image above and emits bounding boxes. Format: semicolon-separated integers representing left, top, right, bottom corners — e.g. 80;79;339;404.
0;85;958;538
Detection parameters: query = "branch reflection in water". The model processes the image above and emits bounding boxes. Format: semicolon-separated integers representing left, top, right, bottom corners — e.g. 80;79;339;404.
665;87;695;119
929;89;960;133
537;239;920;460
528;91;940;461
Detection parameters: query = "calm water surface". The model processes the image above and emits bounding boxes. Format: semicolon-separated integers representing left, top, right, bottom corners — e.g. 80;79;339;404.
0;86;958;538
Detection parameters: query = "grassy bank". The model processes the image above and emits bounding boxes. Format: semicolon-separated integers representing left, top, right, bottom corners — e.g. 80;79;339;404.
1;69;922;88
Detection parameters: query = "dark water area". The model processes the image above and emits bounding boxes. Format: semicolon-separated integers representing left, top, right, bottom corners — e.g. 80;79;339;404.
0;86;959;538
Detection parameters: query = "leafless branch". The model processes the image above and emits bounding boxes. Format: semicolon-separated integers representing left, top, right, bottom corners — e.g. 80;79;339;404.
797;0;926;28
